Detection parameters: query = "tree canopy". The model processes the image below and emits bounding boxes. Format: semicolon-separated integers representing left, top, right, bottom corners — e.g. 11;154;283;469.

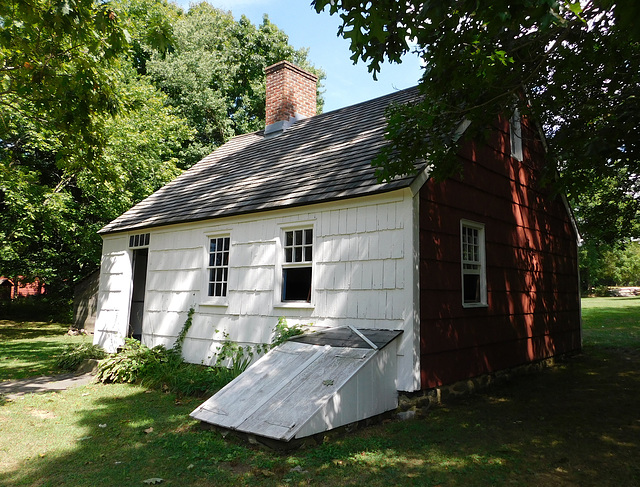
313;0;640;244
1;0;323;302
147;3;324;168
1;0;130;160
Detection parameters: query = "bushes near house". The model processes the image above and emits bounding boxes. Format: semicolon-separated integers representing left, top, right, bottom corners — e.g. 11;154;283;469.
93;338;238;398
84;314;305;397
88;308;228;397
55;343;107;371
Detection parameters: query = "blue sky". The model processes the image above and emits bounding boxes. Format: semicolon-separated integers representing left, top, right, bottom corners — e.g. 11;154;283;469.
172;0;423;113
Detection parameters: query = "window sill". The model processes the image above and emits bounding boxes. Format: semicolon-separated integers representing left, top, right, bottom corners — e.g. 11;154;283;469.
200;300;229;308
462;302;488;309
274;302;315;310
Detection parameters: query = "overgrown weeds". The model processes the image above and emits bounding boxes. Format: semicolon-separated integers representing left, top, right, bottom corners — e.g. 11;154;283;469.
92;312;306;398
54;343;107;371
94;337;240;397
272;316;304;346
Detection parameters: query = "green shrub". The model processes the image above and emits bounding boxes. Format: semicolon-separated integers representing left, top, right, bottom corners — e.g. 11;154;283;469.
94;312;307;398
214;335;257;371
55;342;107;371
96;338;170;383
162;363;239;397
94;308;247;397
95;338;244;397
593;285;612;297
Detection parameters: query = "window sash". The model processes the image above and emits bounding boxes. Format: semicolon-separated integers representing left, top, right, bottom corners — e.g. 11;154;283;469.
129;233;150;248
207;236;230;297
284;229;313;264
461;221;486;306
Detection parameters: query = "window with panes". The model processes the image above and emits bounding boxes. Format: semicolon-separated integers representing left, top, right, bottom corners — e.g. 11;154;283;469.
461;221;487;306
207;236;230;297
282;228;313;302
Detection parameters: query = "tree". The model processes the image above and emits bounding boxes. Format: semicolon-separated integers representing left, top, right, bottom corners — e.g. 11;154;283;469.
1;0;325;305
580;239;640;292
147;2;325;168
111;0;183;75
0;66;193;297
312;0;640;243
0;0;190;300
0;0;130;159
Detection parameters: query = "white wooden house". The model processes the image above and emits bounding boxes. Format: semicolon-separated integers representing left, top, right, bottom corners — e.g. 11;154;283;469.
94;61;581;441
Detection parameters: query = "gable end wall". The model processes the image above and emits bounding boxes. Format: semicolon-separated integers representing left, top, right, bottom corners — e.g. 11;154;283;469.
419;116;581;388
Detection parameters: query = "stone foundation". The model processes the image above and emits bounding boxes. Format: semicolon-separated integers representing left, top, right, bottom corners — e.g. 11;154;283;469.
397;356;566;415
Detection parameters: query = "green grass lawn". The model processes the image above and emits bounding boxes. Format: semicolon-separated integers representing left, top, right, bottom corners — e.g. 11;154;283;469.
0;298;638;487
0;321;91;380
581;296;640;349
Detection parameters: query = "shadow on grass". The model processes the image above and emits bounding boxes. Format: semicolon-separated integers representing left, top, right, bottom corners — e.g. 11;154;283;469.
0;336;90;381
1;346;638;487
298;349;640;487
0;321;69;341
1;305;639;487
0;385;248;487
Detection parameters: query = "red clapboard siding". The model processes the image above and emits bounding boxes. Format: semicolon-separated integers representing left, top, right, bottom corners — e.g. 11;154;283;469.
419;114;581;389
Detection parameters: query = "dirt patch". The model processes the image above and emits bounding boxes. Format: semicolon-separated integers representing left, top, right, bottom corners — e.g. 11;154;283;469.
29;409;57;420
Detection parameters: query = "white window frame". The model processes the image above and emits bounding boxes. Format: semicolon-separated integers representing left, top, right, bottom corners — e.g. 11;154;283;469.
275;223;315;308
202;233;231;306
510;108;523;161
460;220;487;308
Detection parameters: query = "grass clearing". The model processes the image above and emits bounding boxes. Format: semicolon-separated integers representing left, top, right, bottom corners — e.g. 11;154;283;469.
0;321;91;380
581;296;640;349
0;298;639;486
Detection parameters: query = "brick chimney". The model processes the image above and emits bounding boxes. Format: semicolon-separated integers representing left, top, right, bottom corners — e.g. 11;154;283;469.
265;61;317;136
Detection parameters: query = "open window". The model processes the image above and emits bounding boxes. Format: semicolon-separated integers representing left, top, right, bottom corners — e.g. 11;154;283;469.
461;220;487;307
282;228;313;302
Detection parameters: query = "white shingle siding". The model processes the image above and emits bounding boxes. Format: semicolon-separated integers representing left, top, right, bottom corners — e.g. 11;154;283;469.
93;190;420;391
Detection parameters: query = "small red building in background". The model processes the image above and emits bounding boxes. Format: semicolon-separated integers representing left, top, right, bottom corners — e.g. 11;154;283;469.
0;277;46;301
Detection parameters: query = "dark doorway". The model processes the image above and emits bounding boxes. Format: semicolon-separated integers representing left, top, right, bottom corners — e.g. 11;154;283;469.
129;248;148;340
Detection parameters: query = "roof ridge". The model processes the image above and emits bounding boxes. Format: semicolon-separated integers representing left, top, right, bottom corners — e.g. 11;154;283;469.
99;86;424;235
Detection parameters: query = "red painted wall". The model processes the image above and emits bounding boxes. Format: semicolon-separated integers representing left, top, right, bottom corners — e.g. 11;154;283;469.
0;277;46;300
419;117;581;389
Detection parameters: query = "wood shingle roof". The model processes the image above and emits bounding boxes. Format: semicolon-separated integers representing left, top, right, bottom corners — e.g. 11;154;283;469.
99;86;423;235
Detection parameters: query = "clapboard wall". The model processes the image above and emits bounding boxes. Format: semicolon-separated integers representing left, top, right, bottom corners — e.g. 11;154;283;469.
94;191;421;392
419;116;581;388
